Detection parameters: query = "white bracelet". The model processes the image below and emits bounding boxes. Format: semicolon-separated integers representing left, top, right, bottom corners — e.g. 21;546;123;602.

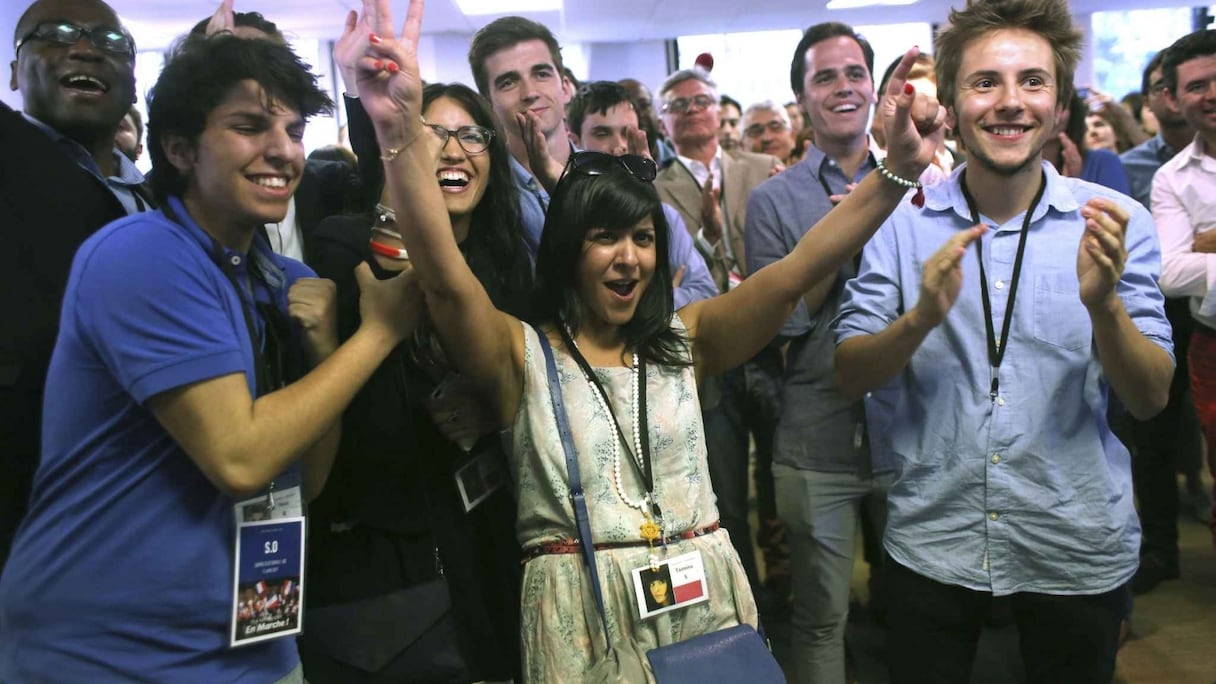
875;158;922;190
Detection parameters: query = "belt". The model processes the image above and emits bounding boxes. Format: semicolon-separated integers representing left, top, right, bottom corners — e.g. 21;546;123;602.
521;521;721;561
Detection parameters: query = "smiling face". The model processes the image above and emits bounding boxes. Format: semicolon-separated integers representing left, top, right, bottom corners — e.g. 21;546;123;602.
168;79;304;240
10;0;135;143
574;101;639;157
577;217;657;334
424;96;492;226
798;35;874;148
948;29;1064;178
481;39;571;142
1169;54;1216;142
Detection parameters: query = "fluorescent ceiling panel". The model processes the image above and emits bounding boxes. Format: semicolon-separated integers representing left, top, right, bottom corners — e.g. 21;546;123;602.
454;0;562;15
827;0;916;8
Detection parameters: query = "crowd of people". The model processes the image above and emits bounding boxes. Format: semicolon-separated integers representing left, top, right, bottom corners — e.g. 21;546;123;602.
0;0;1212;681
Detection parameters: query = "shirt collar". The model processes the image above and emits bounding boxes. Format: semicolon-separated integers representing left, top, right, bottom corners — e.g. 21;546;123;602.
676;145;722;174
22;111;145;185
165;195;285;289
923;160;1079;225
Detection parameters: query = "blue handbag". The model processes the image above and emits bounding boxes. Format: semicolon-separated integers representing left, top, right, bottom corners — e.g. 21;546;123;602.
533;325;785;684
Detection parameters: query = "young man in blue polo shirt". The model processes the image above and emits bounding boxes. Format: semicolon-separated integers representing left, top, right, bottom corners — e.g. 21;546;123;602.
834;0;1174;681
0;35;417;683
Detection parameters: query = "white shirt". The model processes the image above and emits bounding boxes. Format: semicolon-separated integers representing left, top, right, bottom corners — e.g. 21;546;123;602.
264;196;305;263
1152;134;1216;325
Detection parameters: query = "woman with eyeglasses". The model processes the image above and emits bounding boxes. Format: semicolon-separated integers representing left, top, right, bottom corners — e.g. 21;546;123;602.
352;1;945;680
298;82;531;683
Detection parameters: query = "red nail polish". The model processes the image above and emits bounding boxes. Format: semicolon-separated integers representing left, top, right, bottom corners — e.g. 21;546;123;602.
387;61;399;73
373;60;382;70
369;33;381;43
904;83;915;95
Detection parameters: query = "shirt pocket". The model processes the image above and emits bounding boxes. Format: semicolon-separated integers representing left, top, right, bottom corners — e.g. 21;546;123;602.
1033;274;1090;351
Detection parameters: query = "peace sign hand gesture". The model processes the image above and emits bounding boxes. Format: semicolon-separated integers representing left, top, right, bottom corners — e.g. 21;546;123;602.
353;0;428;151
879;46;948;182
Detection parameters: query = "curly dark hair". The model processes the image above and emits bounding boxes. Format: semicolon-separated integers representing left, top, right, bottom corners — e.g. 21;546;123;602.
146;35;332;202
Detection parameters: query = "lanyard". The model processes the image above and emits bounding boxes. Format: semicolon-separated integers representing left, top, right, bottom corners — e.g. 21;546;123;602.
960;170;1046;400
556;326;659;520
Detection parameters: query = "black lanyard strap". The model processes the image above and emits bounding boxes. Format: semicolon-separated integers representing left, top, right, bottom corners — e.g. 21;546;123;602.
556;325;658;515
960;170;1047;399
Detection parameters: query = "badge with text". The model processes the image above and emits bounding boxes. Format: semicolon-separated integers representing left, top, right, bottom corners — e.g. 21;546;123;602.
230;517;305;647
632;550;709;619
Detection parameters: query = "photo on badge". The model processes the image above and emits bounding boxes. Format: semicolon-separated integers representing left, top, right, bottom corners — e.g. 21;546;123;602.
632;551;709;619
230;517;305;647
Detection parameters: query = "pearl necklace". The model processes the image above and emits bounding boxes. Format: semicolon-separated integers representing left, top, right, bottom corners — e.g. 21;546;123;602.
567;332;649;513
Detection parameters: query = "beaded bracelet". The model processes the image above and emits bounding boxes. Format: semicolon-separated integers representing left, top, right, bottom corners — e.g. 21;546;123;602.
876;157;926;208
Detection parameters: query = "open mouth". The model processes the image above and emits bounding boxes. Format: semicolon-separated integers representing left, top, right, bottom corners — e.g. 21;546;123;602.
60;73;109;94
437;169;470;189
606;280;638;297
983;124;1032;137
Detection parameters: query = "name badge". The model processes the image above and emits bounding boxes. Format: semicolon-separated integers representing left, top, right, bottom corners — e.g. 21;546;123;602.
632;550;709;620
230;484;305;648
454;448;506;513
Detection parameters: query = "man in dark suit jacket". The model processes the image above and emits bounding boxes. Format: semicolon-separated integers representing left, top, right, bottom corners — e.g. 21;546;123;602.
1;0;147;570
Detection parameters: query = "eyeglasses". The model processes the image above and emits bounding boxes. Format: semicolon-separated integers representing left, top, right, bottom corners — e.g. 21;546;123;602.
564;151;657;183
661;94;716;114
425;122;494;155
744;120;790;138
15;21;135;58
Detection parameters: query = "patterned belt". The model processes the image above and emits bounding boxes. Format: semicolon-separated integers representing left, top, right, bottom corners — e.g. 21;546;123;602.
521;521;721;561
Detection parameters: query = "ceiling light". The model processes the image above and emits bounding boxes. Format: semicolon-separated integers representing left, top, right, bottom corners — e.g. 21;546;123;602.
827;0;916;9
455;0;562;15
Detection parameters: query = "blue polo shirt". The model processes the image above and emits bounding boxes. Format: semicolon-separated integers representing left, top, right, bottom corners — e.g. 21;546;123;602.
0;197;310;681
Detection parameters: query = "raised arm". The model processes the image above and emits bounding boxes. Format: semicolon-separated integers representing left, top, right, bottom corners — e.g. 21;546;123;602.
680;47;946;380
354;0;524;424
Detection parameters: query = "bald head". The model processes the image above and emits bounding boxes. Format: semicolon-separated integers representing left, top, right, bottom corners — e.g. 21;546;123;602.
11;0;134;146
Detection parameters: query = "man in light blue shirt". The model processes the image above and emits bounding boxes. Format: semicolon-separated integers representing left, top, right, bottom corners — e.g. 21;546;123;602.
833;0;1174;681
467;16;572;259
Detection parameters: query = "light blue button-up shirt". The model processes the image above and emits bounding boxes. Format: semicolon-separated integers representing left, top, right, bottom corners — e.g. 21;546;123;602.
835;161;1173;596
510;154;549;261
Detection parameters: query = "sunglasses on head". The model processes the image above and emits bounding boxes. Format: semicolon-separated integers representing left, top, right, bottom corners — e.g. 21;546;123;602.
563;151;657;184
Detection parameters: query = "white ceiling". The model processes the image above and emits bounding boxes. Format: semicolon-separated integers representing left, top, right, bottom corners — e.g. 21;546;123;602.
92;0;1206;48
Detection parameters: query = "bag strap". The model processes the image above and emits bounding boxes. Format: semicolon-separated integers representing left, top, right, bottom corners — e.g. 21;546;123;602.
531;323;613;645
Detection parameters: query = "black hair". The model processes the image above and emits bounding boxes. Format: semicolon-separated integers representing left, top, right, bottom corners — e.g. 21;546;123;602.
719;94;742;113
146;34;333;202
420;82;532;317
187;11;283;42
532;164;689;367
789;22;874;98
567;81;636;139
1162;30;1216;96
1141;51;1166;97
